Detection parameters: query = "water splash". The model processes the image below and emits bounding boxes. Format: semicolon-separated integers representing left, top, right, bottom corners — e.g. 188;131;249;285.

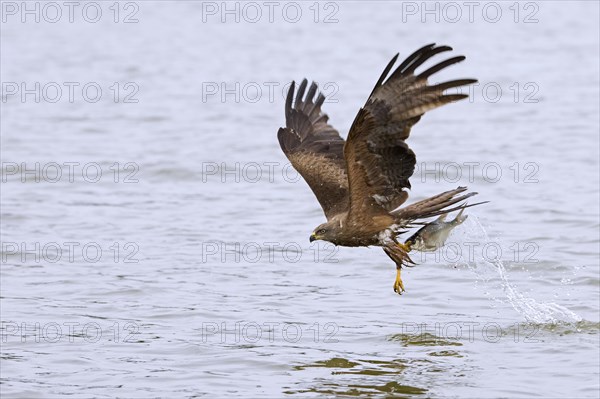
455;217;583;324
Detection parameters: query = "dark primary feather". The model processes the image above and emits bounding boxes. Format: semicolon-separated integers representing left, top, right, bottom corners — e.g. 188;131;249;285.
343;44;477;223
277;80;349;220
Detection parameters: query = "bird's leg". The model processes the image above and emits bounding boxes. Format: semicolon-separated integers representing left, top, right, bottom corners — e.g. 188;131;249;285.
393;265;405;294
384;243;413;295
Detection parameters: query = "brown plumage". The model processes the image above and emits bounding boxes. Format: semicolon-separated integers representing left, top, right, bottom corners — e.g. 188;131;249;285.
277;43;485;294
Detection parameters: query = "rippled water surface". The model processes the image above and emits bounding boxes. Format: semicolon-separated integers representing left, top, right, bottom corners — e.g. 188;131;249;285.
1;1;599;398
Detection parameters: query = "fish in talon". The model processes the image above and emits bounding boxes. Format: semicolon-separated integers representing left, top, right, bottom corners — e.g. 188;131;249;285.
405;208;468;252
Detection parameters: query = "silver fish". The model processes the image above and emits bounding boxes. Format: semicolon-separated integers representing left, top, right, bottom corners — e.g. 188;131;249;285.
405;208;468;252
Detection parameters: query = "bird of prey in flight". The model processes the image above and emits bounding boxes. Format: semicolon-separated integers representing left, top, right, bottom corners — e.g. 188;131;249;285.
277;44;484;294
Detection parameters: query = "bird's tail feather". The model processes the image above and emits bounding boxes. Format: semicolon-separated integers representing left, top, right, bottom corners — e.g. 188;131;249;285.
391;186;487;225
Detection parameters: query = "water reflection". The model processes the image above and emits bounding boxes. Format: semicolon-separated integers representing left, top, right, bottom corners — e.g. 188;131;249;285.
289;332;471;396
388;332;464;347
289;357;428;396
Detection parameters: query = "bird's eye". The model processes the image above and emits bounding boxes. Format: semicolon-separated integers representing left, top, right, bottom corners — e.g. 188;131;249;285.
318;229;326;235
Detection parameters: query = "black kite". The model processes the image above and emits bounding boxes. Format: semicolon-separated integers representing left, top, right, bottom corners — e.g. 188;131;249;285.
277;44;484;294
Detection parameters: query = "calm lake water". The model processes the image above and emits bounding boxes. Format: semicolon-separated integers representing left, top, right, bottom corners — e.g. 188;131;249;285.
1;1;599;398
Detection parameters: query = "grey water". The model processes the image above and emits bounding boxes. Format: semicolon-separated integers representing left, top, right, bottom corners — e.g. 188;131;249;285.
1;1;599;398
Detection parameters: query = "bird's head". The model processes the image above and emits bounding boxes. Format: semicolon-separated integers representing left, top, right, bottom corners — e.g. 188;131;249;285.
309;221;339;244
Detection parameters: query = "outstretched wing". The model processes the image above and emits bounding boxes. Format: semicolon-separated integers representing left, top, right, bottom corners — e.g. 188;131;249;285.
343;43;477;223
277;80;349;220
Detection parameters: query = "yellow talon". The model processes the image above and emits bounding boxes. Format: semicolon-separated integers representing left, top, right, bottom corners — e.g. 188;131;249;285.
397;241;411;252
393;267;405;294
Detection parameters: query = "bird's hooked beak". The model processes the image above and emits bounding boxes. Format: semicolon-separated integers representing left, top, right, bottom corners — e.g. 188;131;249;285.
309;232;317;242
